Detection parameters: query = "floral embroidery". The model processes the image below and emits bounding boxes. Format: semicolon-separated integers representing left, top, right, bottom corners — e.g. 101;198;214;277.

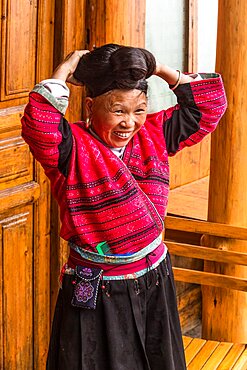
81;267;93;277
75;281;94;303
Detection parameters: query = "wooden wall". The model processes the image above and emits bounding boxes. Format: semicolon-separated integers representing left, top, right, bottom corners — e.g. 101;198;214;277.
169;135;210;189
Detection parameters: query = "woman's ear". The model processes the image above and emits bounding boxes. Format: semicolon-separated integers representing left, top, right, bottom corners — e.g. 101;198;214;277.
85;97;93;127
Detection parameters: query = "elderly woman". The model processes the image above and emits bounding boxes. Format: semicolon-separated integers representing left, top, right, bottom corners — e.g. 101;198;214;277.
22;44;226;370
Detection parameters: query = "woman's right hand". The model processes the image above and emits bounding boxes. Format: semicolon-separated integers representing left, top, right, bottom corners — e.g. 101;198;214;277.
51;50;89;85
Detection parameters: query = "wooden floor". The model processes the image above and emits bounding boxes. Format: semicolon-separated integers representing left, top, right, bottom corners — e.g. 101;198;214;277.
183;336;247;370
168;176;209;221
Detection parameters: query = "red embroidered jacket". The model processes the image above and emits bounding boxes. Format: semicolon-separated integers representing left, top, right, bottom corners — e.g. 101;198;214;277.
22;74;227;256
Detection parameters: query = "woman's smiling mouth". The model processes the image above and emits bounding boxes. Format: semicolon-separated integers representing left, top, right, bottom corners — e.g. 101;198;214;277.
113;131;133;138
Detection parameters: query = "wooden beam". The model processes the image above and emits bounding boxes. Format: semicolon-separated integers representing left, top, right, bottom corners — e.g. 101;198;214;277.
173;268;247;292
165;216;247;240
166;241;247;266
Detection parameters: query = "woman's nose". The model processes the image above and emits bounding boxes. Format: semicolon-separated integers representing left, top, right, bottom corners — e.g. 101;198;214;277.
121;116;135;128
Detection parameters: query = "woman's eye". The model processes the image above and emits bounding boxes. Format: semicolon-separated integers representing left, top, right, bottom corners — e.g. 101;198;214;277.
114;110;123;114
135;109;145;114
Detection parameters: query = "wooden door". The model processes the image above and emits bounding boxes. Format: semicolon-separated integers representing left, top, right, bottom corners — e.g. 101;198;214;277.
0;1;54;368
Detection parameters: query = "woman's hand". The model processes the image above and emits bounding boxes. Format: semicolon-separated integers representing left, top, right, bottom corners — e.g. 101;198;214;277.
51;50;89;85
154;61;195;86
154;61;163;76
154;62;181;85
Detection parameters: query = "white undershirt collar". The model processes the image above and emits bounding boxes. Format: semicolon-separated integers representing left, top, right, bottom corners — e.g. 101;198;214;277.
88;127;126;159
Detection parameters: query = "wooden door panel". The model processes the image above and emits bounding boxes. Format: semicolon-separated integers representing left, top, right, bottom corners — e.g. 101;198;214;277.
0;182;40;214
0;107;32;190
0;140;31;188
0;205;33;369
0;0;38;100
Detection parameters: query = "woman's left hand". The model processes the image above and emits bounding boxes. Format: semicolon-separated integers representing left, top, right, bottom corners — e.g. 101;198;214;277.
154;62;194;86
153;61;163;76
51;50;89;84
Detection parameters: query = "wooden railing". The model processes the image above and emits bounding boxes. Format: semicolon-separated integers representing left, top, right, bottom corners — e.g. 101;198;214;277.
165;215;247;368
165;216;247;292
165;216;247;240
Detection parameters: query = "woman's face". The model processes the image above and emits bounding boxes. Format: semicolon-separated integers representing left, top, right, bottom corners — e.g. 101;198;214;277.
86;89;147;148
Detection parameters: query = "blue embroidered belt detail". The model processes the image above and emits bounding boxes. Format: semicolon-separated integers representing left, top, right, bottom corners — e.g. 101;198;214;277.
69;233;163;265
64;250;167;281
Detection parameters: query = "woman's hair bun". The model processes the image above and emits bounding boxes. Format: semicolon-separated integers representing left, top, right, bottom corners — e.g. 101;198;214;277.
73;43;156;97
138;48;156;78
110;47;156;81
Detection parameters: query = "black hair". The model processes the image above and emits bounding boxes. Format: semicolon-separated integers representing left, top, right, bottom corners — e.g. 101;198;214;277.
73;44;156;97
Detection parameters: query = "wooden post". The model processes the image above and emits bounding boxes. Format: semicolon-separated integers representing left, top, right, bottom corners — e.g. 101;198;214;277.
86;0;145;49
202;0;247;342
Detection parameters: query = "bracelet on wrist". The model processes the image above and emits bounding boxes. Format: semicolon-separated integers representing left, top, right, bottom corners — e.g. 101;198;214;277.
169;70;182;91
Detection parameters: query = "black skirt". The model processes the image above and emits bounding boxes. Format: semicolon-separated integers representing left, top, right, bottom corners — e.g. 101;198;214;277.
46;254;186;370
